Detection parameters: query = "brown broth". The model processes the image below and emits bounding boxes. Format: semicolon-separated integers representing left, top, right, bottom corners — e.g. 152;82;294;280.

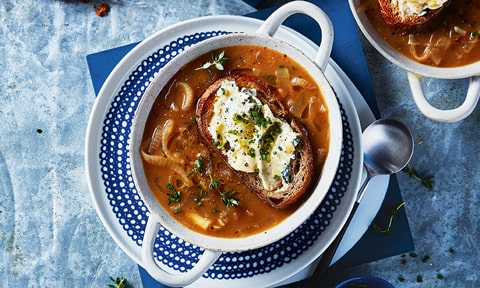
141;45;330;238
362;0;480;67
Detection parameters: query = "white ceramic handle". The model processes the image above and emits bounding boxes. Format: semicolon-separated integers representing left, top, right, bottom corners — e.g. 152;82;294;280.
141;216;222;287
256;1;334;72
408;72;480;122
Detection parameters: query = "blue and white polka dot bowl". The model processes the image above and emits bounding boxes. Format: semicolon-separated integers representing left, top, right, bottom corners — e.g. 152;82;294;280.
129;2;343;287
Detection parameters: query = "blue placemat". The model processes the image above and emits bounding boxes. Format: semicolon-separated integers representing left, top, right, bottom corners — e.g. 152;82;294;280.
86;1;414;286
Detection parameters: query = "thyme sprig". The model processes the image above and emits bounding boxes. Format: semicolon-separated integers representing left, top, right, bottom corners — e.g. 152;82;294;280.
402;164;434;189
107;277;128;288
220;189;240;207
372;201;406;235
196;51;229;71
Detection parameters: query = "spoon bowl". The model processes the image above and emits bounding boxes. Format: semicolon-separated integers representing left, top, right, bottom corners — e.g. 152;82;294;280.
363;118;414;177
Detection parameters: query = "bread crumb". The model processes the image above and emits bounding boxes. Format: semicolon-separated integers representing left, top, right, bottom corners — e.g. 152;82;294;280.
93;2;110;17
75;0;110;17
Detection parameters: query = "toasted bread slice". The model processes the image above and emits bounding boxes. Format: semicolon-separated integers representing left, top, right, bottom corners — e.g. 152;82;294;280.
378;0;452;34
196;74;314;209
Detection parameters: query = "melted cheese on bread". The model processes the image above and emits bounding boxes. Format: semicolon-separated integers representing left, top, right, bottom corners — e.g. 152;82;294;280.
208;80;300;192
392;0;449;17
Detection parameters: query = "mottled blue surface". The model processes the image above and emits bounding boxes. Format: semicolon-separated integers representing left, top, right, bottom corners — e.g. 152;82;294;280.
343;37;480;287
1;0;479;287
0;1;255;287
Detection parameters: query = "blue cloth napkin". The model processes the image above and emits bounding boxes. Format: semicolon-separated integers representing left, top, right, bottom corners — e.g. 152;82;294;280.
86;1;414;287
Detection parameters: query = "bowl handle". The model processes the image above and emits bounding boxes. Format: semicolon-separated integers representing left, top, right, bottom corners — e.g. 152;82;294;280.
256;1;334;73
141;215;222;287
408;72;480;122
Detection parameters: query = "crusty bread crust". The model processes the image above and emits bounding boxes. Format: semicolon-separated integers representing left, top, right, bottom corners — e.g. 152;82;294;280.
378;0;452;34
196;74;314;209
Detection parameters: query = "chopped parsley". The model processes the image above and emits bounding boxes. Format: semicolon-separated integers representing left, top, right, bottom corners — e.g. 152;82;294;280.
233;103;271;129
187;155;205;177
193;198;203;206
259;122;282;161
209;175;221;190
166;183;181;205
249;104;271;128
248;147;256;157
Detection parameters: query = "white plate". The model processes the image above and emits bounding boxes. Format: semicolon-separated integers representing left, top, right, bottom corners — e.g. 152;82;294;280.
85;15;389;287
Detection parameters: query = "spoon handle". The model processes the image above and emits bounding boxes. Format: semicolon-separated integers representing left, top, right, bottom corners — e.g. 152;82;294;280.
306;201;360;287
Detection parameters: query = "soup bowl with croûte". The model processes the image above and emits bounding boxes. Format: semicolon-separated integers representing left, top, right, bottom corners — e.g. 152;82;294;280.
349;0;480;122
129;1;344;287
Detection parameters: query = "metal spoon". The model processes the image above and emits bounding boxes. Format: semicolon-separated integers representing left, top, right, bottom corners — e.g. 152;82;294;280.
307;118;414;286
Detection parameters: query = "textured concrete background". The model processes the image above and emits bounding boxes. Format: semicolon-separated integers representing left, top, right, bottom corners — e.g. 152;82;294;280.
1;0;479;287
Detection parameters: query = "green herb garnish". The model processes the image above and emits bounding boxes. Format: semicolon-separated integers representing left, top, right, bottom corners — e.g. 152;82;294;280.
259;122;282;161
220;189;240;207
416;275;423;283
196;51;229;71
248;147;256;157
107;277;128;288
209;175;221;190
166;183;181;205
402;164;434;189
249;104;271;128
193;197;203;207
188;155;205;177
184;118;196;127
372;201;406;235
